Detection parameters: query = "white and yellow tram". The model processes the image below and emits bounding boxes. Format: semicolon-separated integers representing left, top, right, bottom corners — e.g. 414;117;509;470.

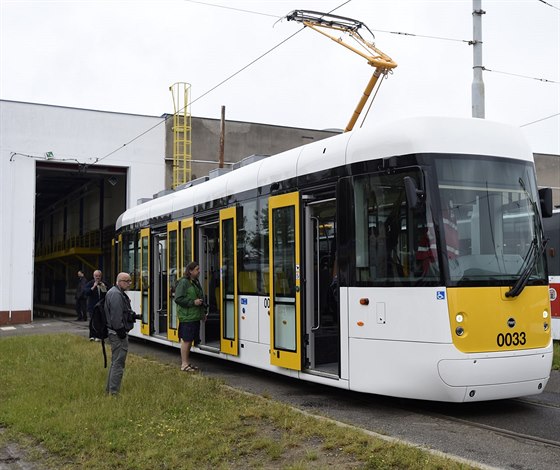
114;116;554;402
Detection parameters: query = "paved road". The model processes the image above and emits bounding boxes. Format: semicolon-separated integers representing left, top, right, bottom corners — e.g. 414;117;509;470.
2;317;559;470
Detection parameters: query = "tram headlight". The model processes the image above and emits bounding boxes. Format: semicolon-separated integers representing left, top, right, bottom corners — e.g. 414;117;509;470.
543;310;549;319
456;314;464;323
455;326;464;336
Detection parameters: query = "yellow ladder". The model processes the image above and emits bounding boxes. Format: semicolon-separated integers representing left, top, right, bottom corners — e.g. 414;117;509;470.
169;82;192;188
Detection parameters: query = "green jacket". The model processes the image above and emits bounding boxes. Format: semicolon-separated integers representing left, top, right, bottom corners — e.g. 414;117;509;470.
175;276;205;323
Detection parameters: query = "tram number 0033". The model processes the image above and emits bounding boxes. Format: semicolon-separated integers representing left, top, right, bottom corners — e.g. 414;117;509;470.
496;332;526;347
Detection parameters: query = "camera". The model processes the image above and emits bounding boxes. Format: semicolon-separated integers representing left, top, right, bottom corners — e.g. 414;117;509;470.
127;310;142;323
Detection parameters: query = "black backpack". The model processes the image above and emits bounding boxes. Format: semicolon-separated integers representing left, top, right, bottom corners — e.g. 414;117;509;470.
90;297;109;368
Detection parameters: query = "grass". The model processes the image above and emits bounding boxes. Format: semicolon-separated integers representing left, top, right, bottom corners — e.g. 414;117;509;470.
0;334;478;470
553;340;560;370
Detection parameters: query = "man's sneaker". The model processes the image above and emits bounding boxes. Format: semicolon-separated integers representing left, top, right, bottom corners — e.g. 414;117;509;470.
89;337;95;341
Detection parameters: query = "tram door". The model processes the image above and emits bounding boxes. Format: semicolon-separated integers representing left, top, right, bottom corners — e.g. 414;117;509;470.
140;228;150;335
153;231;168;337
303;198;339;376
197;221;220;349
167;221;179;342
220;207;238;355
269;192;301;370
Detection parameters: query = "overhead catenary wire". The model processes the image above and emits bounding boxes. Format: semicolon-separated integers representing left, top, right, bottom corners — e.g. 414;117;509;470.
520;112;560;127
483;67;559;84
372;28;470;43
537;0;560;11
184;0;281;18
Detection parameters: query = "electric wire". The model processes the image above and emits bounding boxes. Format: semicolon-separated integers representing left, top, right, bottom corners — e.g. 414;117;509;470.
184;0;281;18
537;0;560;11
520;112;560;127
482;67;559;83
189;0;473;43
373;28;470;43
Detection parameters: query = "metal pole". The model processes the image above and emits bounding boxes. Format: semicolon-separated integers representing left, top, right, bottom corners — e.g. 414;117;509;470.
472;0;486;118
219;106;225;169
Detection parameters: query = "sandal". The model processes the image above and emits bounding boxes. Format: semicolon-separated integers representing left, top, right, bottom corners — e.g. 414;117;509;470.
188;364;199;371
181;365;196;372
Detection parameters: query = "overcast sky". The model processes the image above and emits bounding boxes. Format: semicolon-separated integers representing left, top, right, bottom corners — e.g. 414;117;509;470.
1;0;559;154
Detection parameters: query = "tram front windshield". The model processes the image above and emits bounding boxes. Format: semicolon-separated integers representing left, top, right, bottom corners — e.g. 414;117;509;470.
434;155;547;287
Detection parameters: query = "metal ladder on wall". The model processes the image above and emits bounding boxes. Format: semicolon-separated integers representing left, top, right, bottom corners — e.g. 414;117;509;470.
169;82;192;188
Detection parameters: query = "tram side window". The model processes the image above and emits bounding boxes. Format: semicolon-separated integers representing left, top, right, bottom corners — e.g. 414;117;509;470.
352;171;439;286
272;205;296;297
258;196;270;296
122;231;139;290
238;199;259;295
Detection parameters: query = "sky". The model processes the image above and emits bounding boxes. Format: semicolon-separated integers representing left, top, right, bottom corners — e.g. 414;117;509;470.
1;0;559;154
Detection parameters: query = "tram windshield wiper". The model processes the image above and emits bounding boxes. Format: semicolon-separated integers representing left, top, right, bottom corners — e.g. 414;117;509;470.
505;237;547;298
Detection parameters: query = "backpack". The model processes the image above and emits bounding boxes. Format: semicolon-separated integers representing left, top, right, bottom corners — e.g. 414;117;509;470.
90;297;109;368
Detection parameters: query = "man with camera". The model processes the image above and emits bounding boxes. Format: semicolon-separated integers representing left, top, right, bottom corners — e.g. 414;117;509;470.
175;261;207;372
85;269;108;341
104;272;136;395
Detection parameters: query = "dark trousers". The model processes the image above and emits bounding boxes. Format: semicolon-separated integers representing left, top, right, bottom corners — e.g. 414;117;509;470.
75;297;87;320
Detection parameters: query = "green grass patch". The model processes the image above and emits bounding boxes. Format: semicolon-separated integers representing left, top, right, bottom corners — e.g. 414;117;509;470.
0;334;476;469
553;340;559;370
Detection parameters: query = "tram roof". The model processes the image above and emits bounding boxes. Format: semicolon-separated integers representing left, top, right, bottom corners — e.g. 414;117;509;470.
117;116;533;230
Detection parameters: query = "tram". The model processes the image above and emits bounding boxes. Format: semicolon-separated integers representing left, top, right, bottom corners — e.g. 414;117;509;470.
544;209;560;339
114;116;554;402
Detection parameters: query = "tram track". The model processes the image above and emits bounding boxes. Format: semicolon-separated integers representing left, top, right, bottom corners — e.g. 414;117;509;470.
392;390;560;439
418;402;560;451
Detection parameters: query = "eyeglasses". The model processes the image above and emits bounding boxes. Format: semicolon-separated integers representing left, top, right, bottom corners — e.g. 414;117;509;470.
119;279;132;283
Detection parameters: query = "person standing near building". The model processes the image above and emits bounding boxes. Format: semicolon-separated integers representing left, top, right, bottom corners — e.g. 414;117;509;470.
104;272;135;395
74;270;88;321
175;261;206;372
85;269;108;341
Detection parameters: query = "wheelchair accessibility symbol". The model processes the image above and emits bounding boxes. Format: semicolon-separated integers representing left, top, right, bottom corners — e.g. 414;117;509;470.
436;291;445;300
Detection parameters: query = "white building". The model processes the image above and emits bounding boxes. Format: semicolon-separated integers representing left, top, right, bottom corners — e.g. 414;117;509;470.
1;100;166;325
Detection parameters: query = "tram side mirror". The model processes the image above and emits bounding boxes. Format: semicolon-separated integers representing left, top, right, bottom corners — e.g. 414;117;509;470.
404;176;423;210
539;187;553;218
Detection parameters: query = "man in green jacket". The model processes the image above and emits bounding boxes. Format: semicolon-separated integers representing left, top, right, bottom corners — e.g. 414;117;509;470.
175;261;206;372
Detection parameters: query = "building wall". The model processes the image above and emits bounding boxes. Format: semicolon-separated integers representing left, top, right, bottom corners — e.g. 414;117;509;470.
0;100;165;324
164;115;340;189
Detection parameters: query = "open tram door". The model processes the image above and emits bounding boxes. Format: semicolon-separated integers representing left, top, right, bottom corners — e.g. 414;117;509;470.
219;207;239;355
197;218;220;350
269;192;302;370
303;196;340;376
150;229;169;338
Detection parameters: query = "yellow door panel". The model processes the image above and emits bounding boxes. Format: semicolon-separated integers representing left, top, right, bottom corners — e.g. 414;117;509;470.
269;192;302;371
140;228;151;336
220;207;238;356
447;286;551;353
167;221;179;342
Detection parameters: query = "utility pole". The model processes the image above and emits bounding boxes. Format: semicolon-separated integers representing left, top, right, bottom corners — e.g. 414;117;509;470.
219;106;225;169
472;0;486;118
